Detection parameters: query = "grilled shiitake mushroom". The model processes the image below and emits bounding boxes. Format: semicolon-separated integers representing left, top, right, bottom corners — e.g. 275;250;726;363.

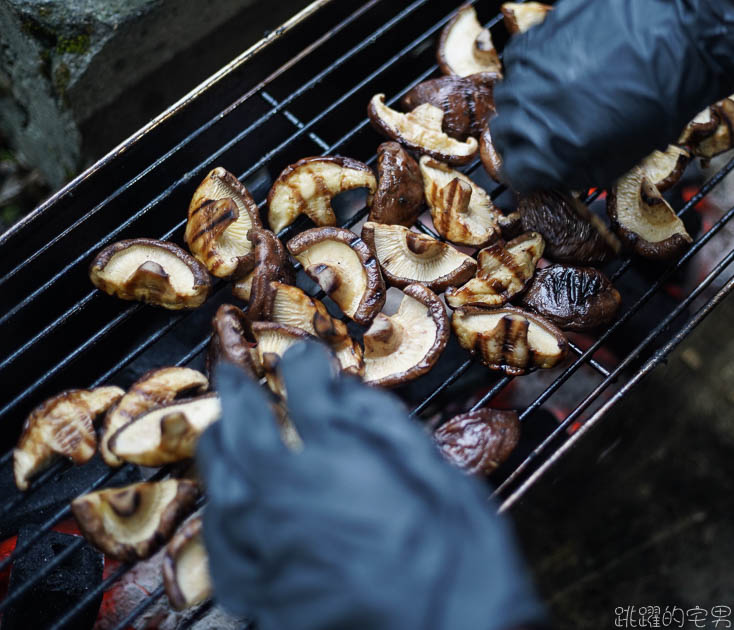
267;156;377;233
369;142;425;227
434;408;520;475
163;517;211;610
251;322;312;398
89;238;211;309
206;304;262;378
401;73;498;141
452;305;568;375
184;167;263;278
14;386;124;490
678;97;734;159
287;227;386;326
361;222;477;292
520;265;622;331
501;2;552;35
639;145;691;192
607;167;692;261
519;191;621;265
368;95;478;165
438;4;502;77
479;122;504;183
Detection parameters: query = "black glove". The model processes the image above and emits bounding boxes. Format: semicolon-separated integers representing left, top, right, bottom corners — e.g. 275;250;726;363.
197;342;545;630
492;0;734;193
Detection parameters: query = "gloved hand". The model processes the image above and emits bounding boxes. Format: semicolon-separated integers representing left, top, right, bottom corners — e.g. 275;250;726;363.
492;0;734;192
197;341;545;630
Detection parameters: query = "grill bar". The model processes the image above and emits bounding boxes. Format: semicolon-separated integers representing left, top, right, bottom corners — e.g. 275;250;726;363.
107;584;166;630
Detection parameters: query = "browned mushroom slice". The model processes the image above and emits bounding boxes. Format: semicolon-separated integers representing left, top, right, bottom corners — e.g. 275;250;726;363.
369;142;425;227
501;2;552;34
89;238;211;309
207;304;262;378
368;95;478;165
267;156;376;234
437;4;502;77
678;97;734;159
13;386;124;491
287;227;386;326
434;408;520;475
607;167;692;261
452;305;568;375
363;284;449;387
678;106;719;147
251;322;312;397
109;394;221;466
445;232;544;309
100;367;208;467
520;264;621;331
479;122;504;183
184;167;262;278
71;479;199;561
163;517;211;610
361;222;476;292
401;73;498;141
519;190;621;265
420;156;506;246
639;145;691;191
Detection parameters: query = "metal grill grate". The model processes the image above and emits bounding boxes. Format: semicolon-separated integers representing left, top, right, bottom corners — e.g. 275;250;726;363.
2;0;734;627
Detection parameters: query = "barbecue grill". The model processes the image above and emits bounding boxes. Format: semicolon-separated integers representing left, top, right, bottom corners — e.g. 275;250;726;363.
2;0;734;627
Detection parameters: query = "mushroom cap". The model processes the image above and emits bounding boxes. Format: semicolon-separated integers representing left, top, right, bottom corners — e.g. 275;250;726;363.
251;321;313;398
479;122;504;183
363;284;449;387
100;367;208;467
639;145;691;191
71;479;199;561
206;304;262;378
434;408;520;475
520;264;622;331
89;238;211;309
109;393;221;466
185;167;262;278
14;386;124;490
437;3;503;77
361;221;477;292
445;231;544;308
678;97;734;158
452;305;568;375
369;142;425;227
163;517;211;610
607;167;692;261
267;156;377;234
368;95;478;165
287;227;386;326
420;156;502;246
501;2;552;34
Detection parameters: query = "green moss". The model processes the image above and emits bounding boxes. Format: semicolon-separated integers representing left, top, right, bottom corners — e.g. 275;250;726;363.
55;34;90;55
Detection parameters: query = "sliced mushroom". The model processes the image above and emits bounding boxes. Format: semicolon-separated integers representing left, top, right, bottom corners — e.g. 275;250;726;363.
434;408;520;475
267;156;376;234
100;367;208;467
519;190;621;265
369;142;425;227
13;386;124;491
109;394;221;466
607;167;692;261
163;517;211;610
401;73;498;141
287;227;386;326
361;221;476;292
437;4;502;77
363;284;449;387
445;232;544;309
678;97;734;159
89;238;211;309
184;167;263;278
452;305;568;375
251;322;312;398
71;479;199;561
520;265;622;331
678;106;719;147
479;122;504;183
207;304;262;378
368;95;478;165
501;2;552;35
420;156;508;246
639;145;691;191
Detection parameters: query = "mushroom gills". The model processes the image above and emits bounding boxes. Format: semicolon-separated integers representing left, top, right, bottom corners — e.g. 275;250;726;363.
163;518;211;610
102;246;196;295
251;322;312;397
639;145;690;191
501;2;552;34
439;4;502;76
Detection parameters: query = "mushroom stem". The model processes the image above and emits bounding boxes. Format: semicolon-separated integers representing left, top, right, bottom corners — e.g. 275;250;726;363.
364;313;405;357
440;178;472;216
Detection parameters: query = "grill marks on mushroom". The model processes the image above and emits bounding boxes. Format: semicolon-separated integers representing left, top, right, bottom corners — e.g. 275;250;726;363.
185;167;262;278
639;145;691;192
452;306;568;375
71;479;199;561
501;2;552;35
608;167;692;261
251;322;312;398
368;95;478;165
14;386;124;491
163;517;211;610
369;142;425;227
445;232;544;309
363;284;449;387
90;239;211;309
267;157;377;234
361;222;476;292
678;97;734;159
207;304;262;378
438;4;502;77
